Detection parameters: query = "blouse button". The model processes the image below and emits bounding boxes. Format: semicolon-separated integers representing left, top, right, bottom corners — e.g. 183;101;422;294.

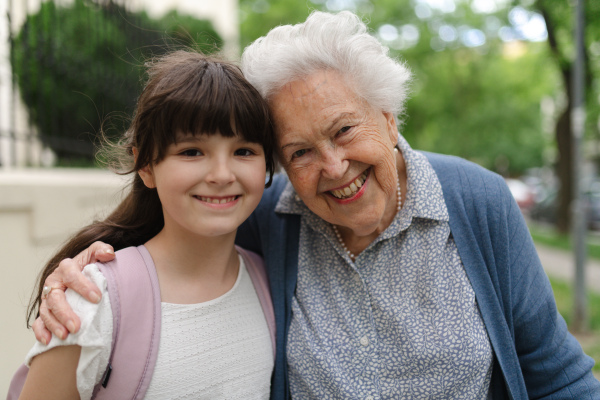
360;336;369;347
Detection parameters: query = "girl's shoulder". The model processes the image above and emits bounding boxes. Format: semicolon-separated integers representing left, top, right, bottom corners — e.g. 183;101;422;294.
25;263;113;400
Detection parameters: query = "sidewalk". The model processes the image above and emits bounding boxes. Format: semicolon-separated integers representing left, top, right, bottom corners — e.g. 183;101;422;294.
536;243;600;293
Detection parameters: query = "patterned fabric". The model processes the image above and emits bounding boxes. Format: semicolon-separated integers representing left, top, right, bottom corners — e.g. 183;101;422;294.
275;136;493;399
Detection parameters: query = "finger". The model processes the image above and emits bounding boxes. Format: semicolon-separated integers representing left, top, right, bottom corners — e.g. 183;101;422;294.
32;316;52;346
93;241;115;262
50;258;101;304
45;288;81;335
39;299;69;340
76;241;115;266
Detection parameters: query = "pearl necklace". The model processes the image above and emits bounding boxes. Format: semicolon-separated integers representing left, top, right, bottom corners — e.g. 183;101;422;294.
332;172;402;261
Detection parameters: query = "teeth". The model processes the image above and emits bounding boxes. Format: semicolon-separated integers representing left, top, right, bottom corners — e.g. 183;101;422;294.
330;171;368;199
198;196;236;204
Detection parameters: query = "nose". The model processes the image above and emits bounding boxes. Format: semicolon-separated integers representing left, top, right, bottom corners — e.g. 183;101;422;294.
320;147;348;181
206;155;236;185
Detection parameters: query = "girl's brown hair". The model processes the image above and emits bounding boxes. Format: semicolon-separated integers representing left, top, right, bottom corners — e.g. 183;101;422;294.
27;51;275;326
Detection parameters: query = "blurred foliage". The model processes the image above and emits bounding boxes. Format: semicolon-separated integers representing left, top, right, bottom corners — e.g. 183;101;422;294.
373;0;558;175
403;43;554;174
238;0;600;177
239;0;318;50
549;276;600;372
11;0;222;161
524;0;600;232
529;222;600;261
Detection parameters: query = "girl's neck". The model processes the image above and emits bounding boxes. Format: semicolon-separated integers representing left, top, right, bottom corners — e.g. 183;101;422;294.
144;225;240;304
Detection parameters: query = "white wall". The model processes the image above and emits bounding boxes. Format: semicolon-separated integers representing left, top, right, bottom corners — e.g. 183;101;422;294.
1;169;128;395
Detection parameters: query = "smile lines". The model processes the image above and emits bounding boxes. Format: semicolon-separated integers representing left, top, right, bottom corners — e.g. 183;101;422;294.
330;170;368;199
195;195;239;204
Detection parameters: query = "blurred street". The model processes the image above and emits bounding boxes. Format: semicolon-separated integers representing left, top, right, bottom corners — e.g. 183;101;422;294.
536;243;600;293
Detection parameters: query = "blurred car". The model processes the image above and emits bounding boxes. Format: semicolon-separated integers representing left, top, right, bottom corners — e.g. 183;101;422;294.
587;181;600;231
505;178;536;212
529;178;600;231
529;189;557;224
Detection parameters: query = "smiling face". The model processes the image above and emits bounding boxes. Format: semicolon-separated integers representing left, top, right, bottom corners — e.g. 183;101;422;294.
270;70;400;237
139;133;266;239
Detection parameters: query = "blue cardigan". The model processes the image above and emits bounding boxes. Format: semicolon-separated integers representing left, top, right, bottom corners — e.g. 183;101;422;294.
236;152;600;399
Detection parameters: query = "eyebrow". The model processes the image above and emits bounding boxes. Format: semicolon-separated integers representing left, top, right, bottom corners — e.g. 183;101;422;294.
280;111;356;152
175;135;254;146
280;140;304;152
324;112;355;133
174;135;206;144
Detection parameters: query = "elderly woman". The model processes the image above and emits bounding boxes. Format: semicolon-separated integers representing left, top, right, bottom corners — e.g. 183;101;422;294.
31;11;599;399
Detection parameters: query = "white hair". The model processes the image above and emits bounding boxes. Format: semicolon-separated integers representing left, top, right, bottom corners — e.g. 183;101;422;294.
241;11;412;120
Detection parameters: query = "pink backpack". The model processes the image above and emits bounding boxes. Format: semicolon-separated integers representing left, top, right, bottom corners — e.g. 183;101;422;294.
7;245;275;399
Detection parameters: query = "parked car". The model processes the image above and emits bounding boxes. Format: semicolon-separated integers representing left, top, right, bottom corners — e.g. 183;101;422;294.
505;178;536;212
529;178;600;231
587;181;600;231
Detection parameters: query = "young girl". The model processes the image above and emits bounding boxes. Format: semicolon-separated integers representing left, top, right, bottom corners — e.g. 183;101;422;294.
16;51;276;399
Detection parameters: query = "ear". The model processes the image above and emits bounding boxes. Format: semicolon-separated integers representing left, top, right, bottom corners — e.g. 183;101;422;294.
133;147;156;189
382;111;398;145
138;166;156;189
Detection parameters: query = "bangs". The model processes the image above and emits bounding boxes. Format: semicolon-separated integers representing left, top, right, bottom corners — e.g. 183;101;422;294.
166;62;272;145
132;53;275;181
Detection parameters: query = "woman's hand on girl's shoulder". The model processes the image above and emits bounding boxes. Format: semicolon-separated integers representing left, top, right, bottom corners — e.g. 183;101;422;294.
33;242;116;345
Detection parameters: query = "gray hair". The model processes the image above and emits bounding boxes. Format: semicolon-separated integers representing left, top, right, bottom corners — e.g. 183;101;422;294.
241;11;412;120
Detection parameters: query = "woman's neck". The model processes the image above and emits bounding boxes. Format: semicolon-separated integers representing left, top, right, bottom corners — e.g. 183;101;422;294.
144;225;240;304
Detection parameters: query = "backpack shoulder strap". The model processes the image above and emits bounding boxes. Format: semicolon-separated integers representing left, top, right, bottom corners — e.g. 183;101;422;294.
94;245;161;400
7;246;161;400
6;363;28;400
235;245;276;359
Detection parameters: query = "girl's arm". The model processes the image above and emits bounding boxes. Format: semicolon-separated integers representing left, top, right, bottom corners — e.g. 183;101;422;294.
19;345;81;400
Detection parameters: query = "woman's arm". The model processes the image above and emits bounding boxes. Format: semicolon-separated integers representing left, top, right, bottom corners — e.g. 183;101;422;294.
19;345;81;400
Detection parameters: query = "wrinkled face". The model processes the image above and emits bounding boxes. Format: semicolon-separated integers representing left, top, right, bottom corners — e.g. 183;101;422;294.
270;70;399;236
139;133;266;239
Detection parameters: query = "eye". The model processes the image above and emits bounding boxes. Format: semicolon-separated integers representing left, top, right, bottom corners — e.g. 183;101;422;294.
336;126;353;138
292;149;308;159
179;149;202;157
234;148;256;157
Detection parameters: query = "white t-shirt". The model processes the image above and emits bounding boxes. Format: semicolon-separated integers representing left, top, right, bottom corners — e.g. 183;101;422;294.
26;256;273;399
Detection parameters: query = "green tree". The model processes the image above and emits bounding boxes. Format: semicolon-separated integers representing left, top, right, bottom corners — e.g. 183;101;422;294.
403;43;556;175
11;0;222;162
522;0;600;232
239;0;323;49
239;0;557;176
